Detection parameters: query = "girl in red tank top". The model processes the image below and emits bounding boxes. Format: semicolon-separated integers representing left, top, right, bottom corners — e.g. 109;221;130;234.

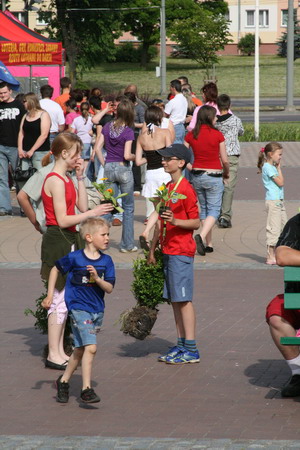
40;133;113;370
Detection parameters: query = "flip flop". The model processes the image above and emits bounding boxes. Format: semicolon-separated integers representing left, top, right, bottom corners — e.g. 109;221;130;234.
139;235;150;251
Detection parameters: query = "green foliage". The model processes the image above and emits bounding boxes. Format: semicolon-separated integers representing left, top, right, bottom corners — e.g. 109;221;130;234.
277;19;300;60
37;0;123;83
169;8;231;78
24;281;48;334
131;249;166;309
201;0;229;16
238;33;261;56
240;122;300;142
115;43;157;63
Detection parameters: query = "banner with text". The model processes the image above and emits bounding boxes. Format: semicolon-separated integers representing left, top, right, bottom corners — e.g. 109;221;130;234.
0;42;63;65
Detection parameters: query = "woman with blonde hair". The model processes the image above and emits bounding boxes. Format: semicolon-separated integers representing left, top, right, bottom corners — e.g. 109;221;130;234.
18;92;51;171
40;132;113;370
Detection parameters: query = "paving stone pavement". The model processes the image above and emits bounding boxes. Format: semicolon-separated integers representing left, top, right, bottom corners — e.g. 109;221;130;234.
0;142;300;449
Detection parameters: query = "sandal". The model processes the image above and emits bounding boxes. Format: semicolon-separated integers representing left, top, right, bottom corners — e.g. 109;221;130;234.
139;235;150;251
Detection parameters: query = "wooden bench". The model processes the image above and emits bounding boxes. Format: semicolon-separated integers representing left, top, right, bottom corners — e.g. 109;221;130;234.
280;266;300;345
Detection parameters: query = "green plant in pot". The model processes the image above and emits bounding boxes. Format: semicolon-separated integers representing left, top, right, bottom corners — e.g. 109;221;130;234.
120;249;168;340
93;178;128;214
149;183;187;216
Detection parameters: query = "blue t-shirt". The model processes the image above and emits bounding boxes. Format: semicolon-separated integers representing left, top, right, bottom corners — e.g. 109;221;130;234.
56;249;115;313
262;162;284;200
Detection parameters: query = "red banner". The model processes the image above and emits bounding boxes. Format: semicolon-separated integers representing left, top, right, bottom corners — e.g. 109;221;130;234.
0;42;63;65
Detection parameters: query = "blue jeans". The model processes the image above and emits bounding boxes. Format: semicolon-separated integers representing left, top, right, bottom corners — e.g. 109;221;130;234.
0;145;18;213
104;162;135;250
174;123;185;144
70;309;104;347
191;172;224;220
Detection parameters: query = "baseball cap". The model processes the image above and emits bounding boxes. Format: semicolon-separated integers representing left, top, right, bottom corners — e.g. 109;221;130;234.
157;143;191;163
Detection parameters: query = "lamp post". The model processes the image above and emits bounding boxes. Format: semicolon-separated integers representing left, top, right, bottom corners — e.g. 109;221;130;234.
160;0;166;96
254;0;260;140
286;0;295;111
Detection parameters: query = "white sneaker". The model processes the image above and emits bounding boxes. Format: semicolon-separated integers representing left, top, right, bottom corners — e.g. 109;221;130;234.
120;246;138;253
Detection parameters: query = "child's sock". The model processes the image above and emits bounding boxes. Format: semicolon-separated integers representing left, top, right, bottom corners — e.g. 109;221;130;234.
177;337;185;350
286;353;300;375
184;339;197;353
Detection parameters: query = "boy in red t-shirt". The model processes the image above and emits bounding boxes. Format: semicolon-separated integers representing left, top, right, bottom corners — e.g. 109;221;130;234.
148;144;200;364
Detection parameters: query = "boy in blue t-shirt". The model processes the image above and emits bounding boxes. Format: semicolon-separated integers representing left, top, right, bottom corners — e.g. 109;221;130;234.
42;217;115;404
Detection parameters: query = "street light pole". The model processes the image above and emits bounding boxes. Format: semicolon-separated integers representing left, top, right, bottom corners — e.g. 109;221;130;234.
160;0;166;96
286;0;295;111
254;0;260;140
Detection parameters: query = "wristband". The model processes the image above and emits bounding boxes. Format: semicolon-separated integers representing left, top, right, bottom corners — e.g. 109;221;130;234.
76;176;86;181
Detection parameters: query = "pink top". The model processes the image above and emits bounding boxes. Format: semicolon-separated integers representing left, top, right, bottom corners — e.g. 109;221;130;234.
65;111;80;126
188;102;220;131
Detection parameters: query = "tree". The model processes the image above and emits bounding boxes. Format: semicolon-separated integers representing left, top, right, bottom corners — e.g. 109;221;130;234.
37;0;123;84
277;20;300;60
237;33;261;56
119;0;221;67
169;8;231;78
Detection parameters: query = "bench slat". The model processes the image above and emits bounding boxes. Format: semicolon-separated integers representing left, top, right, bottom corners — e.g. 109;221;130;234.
284;293;300;309
284;266;300;282
280;337;300;345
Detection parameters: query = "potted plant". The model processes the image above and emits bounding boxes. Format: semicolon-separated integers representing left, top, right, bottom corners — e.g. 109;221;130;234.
149;183;187;216
93;178;128;214
120;249;168;340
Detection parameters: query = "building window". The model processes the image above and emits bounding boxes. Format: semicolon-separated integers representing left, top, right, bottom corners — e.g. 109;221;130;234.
12;11;26;24
246;10;255;27
36;13;48;26
259;10;269;27
246;10;269;27
281;9;297;27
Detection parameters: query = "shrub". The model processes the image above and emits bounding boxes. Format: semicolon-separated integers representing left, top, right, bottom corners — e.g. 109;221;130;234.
115;43;157;63
131;249;166;309
240;122;300;141
238;33;261;56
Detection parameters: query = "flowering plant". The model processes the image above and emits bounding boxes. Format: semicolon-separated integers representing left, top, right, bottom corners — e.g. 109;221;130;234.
92;178;128;213
149;183;187;213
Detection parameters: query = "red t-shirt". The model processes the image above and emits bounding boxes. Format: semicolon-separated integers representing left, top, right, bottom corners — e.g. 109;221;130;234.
185;125;225;170
160;177;199;257
42;173;77;232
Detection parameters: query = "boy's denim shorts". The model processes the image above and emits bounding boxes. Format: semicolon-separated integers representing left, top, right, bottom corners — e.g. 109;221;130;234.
69;309;104;348
163;254;194;302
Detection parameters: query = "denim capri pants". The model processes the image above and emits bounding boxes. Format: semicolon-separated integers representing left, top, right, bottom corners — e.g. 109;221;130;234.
191;172;224;220
70;309;104;347
163;254;194;302
82;143;91;161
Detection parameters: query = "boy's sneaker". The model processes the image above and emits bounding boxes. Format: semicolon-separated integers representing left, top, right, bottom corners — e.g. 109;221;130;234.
166;349;200;365
55;375;69;403
80;387;101;403
158;346;181;362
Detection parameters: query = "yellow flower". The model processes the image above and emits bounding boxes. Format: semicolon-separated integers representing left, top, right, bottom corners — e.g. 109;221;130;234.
158;185;165;191
99;177;108;181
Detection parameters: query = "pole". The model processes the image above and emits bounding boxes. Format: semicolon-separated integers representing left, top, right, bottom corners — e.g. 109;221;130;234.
2;0;6;11
286;0;294;111
254;0;260;140
29;65;32;91
237;0;241;44
160;0;166;96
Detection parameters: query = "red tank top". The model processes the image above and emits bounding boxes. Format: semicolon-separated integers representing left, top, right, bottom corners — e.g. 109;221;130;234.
42;172;77;233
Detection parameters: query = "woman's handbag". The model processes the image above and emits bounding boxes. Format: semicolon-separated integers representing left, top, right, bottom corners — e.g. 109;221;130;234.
14;158;37;182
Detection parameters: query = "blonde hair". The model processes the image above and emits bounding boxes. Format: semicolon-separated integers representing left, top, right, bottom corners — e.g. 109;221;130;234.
257;141;283;173
24;92;42;112
42;132;83;167
79;217;110;240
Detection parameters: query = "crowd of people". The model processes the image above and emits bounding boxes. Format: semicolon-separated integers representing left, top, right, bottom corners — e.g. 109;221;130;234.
0;75;299;402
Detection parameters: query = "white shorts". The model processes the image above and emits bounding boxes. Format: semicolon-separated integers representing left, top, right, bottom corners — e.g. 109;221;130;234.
142;167;171;198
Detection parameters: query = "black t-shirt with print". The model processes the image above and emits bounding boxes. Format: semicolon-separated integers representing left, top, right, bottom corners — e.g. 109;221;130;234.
0;99;26;147
276;214;300;293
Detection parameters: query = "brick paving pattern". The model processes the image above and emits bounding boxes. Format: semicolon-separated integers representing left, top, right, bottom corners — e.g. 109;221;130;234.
0;142;300;448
